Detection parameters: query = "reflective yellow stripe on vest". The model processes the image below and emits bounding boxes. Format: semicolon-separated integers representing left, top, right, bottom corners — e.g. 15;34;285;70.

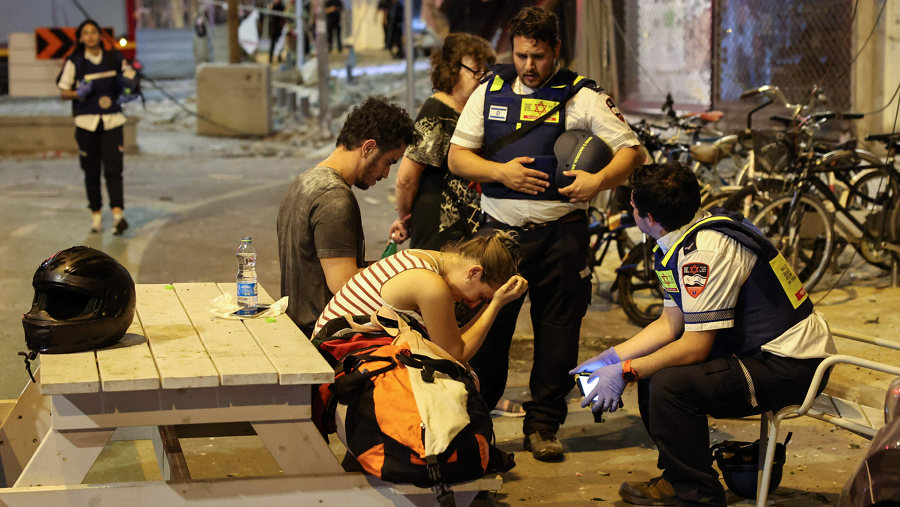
660;216;735;266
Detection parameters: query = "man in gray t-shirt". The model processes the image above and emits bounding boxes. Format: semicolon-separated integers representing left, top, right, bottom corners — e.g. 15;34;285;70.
277;97;420;336
277;166;365;336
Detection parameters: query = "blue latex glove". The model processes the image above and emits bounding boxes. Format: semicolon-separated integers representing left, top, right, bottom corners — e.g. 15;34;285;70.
75;80;93;101
116;93;139;105
581;362;626;413
569;347;621;375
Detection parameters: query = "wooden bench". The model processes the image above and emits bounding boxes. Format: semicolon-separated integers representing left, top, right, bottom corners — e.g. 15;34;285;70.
0;283;499;506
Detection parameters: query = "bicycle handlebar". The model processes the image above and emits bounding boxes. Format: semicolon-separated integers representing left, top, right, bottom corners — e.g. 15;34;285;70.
769;115;794;126
809;111;865;121
865;132;900;145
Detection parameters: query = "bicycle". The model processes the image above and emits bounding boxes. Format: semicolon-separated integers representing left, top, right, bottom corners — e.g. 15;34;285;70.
586;201;663;327
746;123;897;291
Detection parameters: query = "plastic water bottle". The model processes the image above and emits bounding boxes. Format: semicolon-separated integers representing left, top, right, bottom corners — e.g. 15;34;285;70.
236;237;258;308
381;240;398;259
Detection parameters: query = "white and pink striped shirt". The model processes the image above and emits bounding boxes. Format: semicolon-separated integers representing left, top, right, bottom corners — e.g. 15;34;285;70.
313;249;440;336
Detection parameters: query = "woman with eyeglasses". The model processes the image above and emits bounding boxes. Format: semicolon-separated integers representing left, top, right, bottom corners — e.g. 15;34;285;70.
390;32;495;252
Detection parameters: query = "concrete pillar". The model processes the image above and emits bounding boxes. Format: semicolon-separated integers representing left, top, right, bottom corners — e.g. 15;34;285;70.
852;0;885;149
884;0;900;133
853;0;900;152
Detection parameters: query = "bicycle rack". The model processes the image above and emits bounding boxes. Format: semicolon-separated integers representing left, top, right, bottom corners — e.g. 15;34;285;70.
882;241;900;287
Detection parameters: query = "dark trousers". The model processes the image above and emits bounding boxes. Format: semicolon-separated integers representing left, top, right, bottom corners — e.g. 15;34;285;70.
637;351;826;507
269;26;283;63
76;123;124;212
469;214;592;436
327;20;342;52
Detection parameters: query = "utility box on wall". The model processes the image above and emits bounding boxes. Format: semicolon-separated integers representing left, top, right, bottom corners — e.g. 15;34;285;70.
196;64;272;137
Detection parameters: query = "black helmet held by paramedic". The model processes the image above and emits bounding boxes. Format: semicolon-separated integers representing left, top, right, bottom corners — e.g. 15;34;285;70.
553;129;615;189
21;246;135;374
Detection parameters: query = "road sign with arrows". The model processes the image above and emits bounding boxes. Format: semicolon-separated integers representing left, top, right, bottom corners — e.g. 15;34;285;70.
35;27;115;60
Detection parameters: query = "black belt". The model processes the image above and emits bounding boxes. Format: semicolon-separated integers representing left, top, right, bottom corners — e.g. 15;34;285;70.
483;210;586;230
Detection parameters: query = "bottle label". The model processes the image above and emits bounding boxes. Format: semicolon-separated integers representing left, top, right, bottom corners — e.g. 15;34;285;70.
237;282;258;297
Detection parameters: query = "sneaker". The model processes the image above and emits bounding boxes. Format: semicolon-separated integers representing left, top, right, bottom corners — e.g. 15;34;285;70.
523;430;564;462
619;476;677;506
91;214;102;233
491;398;526;418
112;217;129;236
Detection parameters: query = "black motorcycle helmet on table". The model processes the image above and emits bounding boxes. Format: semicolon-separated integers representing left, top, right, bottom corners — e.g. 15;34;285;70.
20;246;135;381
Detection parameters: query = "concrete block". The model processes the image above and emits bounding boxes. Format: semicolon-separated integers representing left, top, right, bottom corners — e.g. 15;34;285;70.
0;116;139;155
8;33;65;98
196;63;272;137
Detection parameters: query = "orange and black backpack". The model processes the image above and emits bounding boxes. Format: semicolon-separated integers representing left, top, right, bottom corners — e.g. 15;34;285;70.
316;308;514;505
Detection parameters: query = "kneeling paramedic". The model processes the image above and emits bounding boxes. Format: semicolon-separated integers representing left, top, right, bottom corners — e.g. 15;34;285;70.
447;6;643;462
572;161;836;506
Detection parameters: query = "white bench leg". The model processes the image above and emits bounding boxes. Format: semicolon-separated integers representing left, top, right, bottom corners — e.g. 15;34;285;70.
251;420;343;475
13;428;114;487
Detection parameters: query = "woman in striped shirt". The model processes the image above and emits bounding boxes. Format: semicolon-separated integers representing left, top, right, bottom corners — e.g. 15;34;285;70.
314;231;526;363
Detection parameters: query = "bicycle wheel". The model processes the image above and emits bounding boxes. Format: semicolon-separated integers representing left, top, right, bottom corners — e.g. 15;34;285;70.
751;193;834;292
618;241;664;327
841;169;898;269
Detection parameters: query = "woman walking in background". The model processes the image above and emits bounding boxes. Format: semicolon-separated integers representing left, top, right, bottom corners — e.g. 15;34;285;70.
57;19;136;235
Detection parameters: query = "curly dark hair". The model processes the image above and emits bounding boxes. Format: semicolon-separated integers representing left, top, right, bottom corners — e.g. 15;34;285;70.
508;7;559;47
336;97;421;152
430;33;496;95
629;161;701;232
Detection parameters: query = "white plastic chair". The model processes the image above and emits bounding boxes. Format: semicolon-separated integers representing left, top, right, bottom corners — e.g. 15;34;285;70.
755;328;900;507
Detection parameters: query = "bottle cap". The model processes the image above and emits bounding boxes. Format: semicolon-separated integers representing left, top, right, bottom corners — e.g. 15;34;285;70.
242;236;251;242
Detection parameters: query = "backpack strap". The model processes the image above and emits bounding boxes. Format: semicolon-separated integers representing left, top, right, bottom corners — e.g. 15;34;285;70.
426;455;456;507
395;353;469;382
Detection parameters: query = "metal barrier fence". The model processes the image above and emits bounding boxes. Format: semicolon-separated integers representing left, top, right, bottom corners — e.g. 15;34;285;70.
616;0;858;115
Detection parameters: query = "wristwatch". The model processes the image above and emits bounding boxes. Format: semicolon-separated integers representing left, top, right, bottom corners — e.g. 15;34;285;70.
621;360;639;383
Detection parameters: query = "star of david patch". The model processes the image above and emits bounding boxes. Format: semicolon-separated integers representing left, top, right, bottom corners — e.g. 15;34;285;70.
682;262;709;298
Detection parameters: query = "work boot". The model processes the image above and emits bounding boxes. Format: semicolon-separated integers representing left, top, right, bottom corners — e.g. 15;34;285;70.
523;430;564;462
619;476;677;506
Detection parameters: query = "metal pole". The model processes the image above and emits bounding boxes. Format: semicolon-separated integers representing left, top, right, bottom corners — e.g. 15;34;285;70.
227;0;240;63
404;0;414;114
315;0;331;136
296;0;305;67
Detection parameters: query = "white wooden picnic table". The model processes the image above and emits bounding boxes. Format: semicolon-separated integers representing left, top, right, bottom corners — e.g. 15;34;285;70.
0;283;498;507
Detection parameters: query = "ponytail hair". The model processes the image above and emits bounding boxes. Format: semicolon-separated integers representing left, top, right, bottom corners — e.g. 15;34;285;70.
445;230;520;287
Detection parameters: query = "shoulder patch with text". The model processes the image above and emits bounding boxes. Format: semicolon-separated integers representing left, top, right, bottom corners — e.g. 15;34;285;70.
682;263;709;298
520;98;560;123
606;97;626;123
655;270;679;293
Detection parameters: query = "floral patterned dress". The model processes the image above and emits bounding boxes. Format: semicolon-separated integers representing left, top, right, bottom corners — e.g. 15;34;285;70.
404;96;482;250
